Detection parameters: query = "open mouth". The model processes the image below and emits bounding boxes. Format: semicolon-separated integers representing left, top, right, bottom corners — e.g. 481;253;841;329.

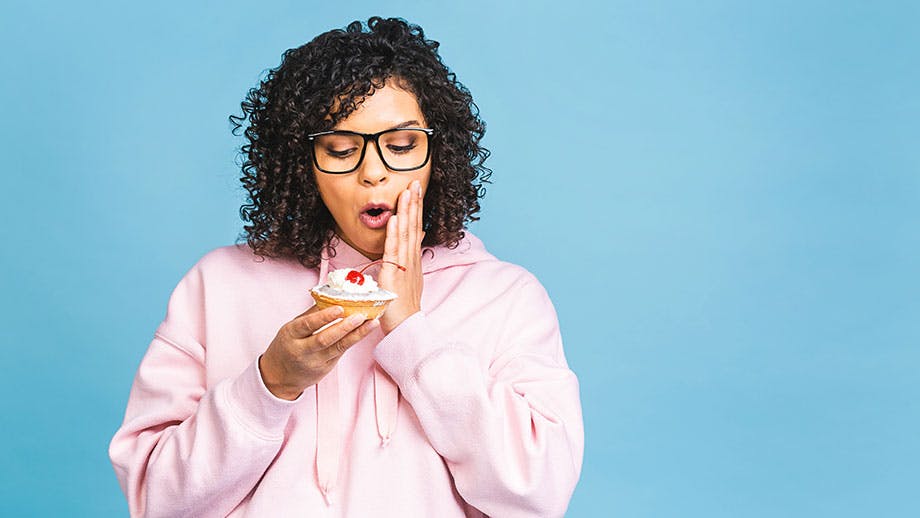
358;203;393;230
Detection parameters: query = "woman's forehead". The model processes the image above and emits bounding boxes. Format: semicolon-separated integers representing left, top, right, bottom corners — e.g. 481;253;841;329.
330;81;425;133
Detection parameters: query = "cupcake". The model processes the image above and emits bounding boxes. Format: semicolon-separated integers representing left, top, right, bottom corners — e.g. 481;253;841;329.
310;261;402;319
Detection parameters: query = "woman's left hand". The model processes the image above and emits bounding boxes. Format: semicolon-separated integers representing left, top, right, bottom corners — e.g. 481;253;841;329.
378;180;425;334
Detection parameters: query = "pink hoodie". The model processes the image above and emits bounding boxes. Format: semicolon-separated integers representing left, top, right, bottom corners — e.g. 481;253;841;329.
109;232;584;517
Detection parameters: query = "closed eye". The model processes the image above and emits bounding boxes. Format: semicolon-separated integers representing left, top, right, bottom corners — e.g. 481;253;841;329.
325;147;357;158
387;143;416;154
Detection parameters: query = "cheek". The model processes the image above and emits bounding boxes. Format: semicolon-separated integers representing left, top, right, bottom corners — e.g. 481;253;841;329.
313;180;332;212
417;166;433;193
314;176;348;212
312;173;328;195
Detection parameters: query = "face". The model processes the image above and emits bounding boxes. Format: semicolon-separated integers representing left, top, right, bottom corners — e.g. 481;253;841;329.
314;80;431;259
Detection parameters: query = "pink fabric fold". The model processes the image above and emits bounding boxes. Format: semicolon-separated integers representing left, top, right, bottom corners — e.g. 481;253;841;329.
374;365;400;447
315;364;340;505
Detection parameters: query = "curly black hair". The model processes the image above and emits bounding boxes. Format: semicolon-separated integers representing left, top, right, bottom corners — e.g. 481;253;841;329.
229;16;491;268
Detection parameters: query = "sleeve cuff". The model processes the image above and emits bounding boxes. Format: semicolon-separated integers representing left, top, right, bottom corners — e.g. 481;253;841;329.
373;311;436;388
373;311;479;388
225;357;301;441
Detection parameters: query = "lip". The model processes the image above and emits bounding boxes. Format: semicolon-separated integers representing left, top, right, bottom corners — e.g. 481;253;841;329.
358;202;394;230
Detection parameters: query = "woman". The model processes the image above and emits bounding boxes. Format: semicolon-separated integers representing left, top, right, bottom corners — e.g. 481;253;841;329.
110;17;583;517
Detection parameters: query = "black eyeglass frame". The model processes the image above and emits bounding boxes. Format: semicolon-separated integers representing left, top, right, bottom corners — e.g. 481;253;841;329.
306;127;435;174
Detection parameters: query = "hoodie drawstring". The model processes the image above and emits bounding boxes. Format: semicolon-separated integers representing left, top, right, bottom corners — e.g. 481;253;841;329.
315;253;337;505
317;252;330;298
313;250;400;506
315;365;340;505
374;365;399;447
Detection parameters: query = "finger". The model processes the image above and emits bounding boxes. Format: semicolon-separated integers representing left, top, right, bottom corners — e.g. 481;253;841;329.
310;314;367;352
321;318;379;363
290;305;344;338
408;180;420;251
416;181;424;247
310;312;368;350
383;213;399;269
398;189;410;266
293;303;324;319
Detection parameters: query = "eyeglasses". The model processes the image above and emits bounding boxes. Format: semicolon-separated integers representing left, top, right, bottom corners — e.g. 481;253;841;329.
307;127;435;174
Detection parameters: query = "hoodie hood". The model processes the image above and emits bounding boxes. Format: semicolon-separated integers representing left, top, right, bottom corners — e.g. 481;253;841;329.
420;231;496;273
320;230;495;278
313;230;494;505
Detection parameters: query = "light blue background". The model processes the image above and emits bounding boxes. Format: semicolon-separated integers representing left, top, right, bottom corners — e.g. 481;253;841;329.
1;1;917;516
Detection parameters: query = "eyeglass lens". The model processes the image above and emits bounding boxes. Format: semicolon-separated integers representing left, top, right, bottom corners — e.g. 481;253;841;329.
313;129;430;173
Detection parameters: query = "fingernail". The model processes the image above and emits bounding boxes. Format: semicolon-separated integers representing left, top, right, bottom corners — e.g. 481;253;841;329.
347;313;366;325
332;306;344;316
368;319;380;330
415;181;422;195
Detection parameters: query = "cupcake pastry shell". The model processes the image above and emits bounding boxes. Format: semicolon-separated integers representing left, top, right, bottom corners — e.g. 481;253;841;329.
310;287;397;320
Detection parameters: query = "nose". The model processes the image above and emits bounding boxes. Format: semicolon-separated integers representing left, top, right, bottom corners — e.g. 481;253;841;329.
358;141;389;186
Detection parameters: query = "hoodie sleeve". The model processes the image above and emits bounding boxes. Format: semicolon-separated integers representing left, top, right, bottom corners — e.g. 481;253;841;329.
108;264;299;518
373;274;584;518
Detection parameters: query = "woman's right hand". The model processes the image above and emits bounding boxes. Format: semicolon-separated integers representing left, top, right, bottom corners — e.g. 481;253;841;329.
259;305;378;400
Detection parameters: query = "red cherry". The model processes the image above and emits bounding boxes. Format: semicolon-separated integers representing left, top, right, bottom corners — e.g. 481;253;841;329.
345;270;365;285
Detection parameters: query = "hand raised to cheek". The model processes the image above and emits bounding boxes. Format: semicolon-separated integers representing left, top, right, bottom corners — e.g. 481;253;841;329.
377;180;425;334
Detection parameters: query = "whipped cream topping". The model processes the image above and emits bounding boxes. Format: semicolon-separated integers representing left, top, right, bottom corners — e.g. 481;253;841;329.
325;268;380;294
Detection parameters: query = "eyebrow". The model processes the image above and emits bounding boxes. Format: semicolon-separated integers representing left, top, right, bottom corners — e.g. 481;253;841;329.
333;120;422;133
392;120;421;129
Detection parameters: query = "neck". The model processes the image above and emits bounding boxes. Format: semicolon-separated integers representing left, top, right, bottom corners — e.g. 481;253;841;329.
334;228;383;261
